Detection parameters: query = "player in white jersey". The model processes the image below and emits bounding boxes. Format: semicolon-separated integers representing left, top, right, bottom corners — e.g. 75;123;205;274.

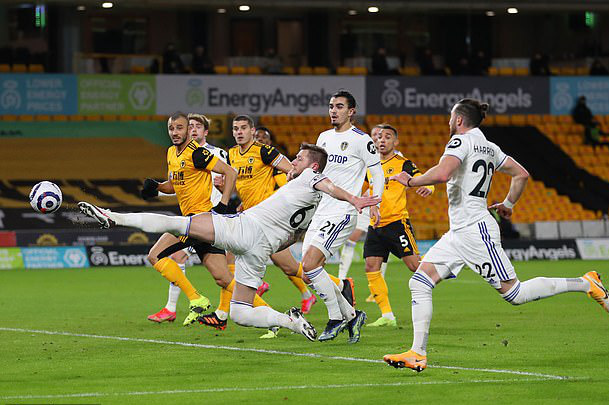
78;144;380;340
147;113;228;323
300;90;386;343
383;98;609;372
338;124;400;294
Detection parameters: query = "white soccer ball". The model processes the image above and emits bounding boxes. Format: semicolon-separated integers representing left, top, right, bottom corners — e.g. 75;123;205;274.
29;181;62;213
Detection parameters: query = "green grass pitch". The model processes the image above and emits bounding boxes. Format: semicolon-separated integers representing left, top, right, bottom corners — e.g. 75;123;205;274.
1;260;608;404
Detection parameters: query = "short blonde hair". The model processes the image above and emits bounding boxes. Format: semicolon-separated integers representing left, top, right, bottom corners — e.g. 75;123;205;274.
187;113;211;130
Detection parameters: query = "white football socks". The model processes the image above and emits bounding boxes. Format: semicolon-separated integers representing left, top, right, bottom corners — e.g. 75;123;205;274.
109;211;190;235
380;261;388;278
164;263;186;312
338;240;357;279
305;266;343;320
409;271;436;356
230;301;296;331
502;277;588;305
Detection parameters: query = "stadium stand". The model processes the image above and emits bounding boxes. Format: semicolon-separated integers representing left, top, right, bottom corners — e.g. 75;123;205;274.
256;114;608;239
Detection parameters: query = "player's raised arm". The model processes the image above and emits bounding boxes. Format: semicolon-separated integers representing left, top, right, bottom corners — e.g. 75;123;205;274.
210;159;237;210
141;178;174;200
489;156;529;219
391;155;461;187
314;177;381;213
192;146;236;212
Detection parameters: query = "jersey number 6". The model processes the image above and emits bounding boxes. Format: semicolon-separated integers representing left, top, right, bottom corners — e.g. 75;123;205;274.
289;205;316;228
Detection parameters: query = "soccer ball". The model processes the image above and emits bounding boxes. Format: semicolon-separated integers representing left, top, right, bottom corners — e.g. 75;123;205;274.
29;181;62;213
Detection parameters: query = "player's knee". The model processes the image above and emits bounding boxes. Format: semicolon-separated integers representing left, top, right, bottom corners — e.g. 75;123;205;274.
404;257;419;272
409;271;435;294
502;281;524;305
229;302;252;326
147;251;159;265
364;260;378;273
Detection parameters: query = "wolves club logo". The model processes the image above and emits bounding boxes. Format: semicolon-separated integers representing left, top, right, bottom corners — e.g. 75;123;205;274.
248;157;255;164
340;141;349;151
180;160;186;168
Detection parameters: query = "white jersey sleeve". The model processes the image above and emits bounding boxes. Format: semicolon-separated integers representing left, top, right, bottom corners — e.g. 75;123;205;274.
443;135;469;162
203;143;228;206
360;134;382;168
243;168;322;251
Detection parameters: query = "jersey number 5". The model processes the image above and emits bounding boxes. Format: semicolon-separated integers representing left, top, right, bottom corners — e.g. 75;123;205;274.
469;159;494;198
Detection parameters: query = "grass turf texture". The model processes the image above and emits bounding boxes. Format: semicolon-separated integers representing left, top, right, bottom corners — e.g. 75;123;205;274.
1;260;608;404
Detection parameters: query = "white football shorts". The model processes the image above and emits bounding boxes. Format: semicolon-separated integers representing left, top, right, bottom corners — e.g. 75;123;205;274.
302;213;356;259
422;216;516;289
355;208;371;232
211;213;273;289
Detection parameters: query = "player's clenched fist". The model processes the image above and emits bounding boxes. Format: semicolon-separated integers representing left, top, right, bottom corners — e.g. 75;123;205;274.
141;178;160;200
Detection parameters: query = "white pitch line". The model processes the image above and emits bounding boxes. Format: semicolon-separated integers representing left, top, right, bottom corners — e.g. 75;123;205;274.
0;378;566;401
0;327;569;380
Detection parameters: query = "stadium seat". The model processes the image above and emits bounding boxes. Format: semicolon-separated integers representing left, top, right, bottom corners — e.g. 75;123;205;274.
336;66;352;75
487;67;498;76
1;115;18;121
51;115;68;122
28;64;44;73
559;67;576;76
11;64;27;73
514;67;529;76
510;115;526;126
526;114;543;125
381;114;398;124
298;66;313;75
230;66;247;74
351;67;368;75
214;65;229;74
576;66;588;75
35;115;51;122
258;115;275;125
399;66;420;76
276;116;292;125
69;115;85;121
498;67;514;76
414;115;430;124
85;115;102;121
281;66;295;75
102;114;118;121
313;66;329;75
246;66;262;74
130;65;147;74
430;115;446;124
18;115;34;121
0;64;10;73
309;115;326;124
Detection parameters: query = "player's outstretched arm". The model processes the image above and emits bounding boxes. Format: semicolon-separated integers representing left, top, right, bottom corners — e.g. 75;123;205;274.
314;178;381;213
141;178;174;200
490;157;529;219
275;156;294;174
211;160;237;208
391;155;461;187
